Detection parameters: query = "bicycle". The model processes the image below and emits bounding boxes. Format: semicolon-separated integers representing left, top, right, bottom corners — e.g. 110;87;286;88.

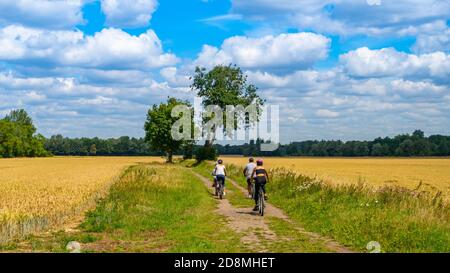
216;180;224;199
252;181;265;216
257;185;265;216
213;176;218;196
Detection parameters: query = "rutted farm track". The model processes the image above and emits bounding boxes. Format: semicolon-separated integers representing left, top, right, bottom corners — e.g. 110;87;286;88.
192;171;354;253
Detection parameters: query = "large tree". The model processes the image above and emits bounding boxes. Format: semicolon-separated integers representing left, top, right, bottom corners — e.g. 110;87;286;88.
144;98;192;163
0;109;48;158
191;64;264;159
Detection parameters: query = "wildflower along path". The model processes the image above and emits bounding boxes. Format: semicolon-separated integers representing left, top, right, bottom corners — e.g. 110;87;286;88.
191;171;354;253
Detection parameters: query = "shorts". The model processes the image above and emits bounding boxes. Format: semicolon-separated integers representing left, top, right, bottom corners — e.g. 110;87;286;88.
255;176;267;184
216;175;225;186
246;177;253;185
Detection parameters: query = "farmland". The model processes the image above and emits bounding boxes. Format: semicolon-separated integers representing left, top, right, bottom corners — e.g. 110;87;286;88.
222;157;450;196
0;157;165;243
1;156;449;252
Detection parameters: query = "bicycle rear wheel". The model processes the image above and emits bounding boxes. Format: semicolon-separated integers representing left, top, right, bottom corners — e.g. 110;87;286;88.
219;183;224;199
258;188;265;216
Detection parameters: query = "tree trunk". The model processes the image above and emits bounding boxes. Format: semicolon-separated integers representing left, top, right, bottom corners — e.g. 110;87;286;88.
204;139;213;148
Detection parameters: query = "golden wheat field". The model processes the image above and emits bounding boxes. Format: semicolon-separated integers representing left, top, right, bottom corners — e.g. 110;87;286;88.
223;156;450;195
0;156;165;243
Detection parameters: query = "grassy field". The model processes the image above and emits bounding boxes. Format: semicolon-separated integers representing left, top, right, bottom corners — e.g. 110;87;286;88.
221;156;450;196
0;156;165;243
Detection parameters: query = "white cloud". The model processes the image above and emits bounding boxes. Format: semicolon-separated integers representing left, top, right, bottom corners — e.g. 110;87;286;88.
24;91;47;102
0;72;61;90
391;79;446;97
160;67;191;87
1;0;449;141
200;14;243;23
349;78;387;96
101;0;158;28
231;0;450;36
63;28;178;69
340;47;450;82
0;72;192;138
195;32;330;69
316;109;340;118
340;47;408;77
413;28;450;54
0;0;84;29
0;26;178;70
246;70;334;92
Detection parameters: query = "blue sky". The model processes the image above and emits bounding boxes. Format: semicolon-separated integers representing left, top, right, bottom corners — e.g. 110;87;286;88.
0;0;449;142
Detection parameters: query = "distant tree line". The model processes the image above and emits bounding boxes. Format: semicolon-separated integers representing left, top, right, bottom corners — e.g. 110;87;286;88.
0;109;48;158
2;109;448;159
45;130;450;158
44;135;161;156
213;130;450;157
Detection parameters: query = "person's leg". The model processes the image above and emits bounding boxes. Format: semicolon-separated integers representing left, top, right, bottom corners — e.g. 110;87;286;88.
217;175;224;186
247;178;252;196
216;175;225;194
262;182;268;200
254;182;260;205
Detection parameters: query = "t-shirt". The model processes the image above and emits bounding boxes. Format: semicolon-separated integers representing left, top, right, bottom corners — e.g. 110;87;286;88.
244;162;257;179
254;166;268;183
214;164;226;176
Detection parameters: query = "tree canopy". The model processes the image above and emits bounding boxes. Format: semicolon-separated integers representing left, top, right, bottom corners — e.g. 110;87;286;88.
191;65;264;139
144;97;192;162
191;64;264;161
0;109;48;158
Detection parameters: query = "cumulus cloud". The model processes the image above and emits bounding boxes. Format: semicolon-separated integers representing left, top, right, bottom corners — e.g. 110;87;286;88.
0;0;449;141
231;0;450;36
391;79;446;98
0;25;178;70
194;32;330;69
413;28;450;54
246;70;334;91
63;28;178;69
160;67;191;87
0;0;84;29
340;47;450;83
101;0;158;28
340;47;408;77
0;71;191;138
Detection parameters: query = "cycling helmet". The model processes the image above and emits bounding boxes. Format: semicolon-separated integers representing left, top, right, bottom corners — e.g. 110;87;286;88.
256;159;263;166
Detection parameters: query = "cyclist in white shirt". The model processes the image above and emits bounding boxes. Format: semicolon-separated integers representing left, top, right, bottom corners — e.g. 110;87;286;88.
243;157;256;198
213;159;227;195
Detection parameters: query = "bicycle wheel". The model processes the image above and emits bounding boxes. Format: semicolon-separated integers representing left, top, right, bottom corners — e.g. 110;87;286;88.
259;188;265;216
219;183;224;199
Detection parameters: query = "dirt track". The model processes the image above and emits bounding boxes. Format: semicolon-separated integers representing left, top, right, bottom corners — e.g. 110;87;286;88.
193;171;355;253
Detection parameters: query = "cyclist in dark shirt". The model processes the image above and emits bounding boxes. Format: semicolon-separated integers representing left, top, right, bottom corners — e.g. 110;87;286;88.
250;159;269;211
